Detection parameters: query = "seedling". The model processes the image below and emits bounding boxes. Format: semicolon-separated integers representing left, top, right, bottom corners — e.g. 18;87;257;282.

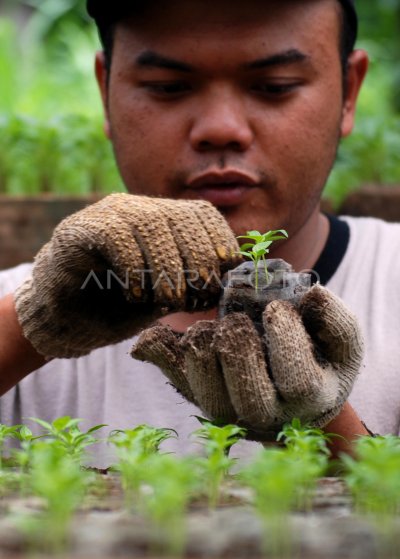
193;418;246;508
28;416;106;462
237;229;288;290
0;423;22;469
240;447;305;557
11;425;42;495
342;435;400;516
277;418;332;462
20;440;92;553
342;435;400;555
277;419;331;509
108;425;177;509
109;424;177;455
139;454;201;557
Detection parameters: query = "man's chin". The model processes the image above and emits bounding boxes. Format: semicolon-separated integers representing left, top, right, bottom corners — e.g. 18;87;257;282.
216;206;273;238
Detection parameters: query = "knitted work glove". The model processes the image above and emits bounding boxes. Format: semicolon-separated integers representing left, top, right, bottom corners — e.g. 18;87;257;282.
14;193;240;359
132;283;364;439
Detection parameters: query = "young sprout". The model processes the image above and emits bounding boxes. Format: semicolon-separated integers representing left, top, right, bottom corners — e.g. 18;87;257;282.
28;416;106;463
342;435;400;554
193;417;246;508
277;419;331;509
108;425;177;509
109;424;177;456
237;229;288;290
139;454;201;557
277;418;332;462
239;447;304;557
21;440;92;553
342;435;400;516
0;423;22;470
0;425;23;496
11;425;42;495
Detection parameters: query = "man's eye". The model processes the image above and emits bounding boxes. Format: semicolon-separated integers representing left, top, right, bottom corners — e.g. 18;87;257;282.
142;82;191;96
252;83;299;96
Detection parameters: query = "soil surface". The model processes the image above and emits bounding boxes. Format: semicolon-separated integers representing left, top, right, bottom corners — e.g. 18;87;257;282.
0;476;396;558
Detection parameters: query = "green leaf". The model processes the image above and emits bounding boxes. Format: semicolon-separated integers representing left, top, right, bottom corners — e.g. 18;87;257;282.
27;417;53;431
237;231;263;242
19;426;33;439
236;235;258;241
252;241;273;253
53;416;82;432
238;250;253;258
253;249;268;257
262;229;289;241
86;424;108;434
239;242;255;252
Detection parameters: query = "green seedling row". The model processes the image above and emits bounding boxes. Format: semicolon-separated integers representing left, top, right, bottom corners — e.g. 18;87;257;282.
0;415;397;556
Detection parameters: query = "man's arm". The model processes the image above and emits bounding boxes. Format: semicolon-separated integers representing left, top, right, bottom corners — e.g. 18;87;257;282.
0;294;46;395
323;401;369;459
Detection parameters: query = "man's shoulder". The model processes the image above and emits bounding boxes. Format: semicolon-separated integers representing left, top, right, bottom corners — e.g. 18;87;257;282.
340;214;400;251
0;263;33;298
333;215;400;284
340;214;400;236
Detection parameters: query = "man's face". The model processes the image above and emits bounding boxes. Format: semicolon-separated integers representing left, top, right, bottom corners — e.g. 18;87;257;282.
97;0;365;237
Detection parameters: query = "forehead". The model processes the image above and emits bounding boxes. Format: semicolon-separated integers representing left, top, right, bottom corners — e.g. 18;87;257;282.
112;0;341;67
115;0;339;41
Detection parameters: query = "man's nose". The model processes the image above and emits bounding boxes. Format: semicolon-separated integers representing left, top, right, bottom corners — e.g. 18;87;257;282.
189;85;254;152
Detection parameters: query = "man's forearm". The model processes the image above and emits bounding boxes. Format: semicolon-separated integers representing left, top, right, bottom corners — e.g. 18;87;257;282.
324;401;369;459
0;294;46;395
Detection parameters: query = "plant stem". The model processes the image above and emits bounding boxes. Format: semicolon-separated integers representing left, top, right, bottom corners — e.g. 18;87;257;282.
254;257;259;291
262;256;269;285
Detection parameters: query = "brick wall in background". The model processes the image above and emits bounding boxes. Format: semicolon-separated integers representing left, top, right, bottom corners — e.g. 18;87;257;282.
338;186;400;222
0;196;101;270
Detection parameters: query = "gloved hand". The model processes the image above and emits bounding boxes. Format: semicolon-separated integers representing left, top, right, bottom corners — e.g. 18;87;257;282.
132;284;364;439
14;193;240;359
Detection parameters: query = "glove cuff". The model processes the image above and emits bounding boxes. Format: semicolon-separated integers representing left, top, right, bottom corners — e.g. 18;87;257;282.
311;403;344;430
15;277;94;359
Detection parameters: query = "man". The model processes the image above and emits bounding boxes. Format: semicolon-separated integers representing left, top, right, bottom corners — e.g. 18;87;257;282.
1;0;392;465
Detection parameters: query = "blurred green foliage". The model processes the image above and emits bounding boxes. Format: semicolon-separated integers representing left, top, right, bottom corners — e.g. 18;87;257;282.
325;1;400;206
0;1;399;199
0;1;123;194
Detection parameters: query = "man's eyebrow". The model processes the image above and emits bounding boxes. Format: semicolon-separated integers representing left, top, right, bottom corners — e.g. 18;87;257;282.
244;49;309;70
135;48;309;73
135;51;193;73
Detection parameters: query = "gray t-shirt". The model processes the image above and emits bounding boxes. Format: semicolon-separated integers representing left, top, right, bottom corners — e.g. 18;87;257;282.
1;216;400;465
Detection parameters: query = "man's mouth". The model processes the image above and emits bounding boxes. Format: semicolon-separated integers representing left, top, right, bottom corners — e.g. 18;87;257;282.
185;170;259;207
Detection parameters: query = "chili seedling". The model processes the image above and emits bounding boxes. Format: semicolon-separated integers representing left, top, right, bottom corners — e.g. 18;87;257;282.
0;423;22;470
237;229;288;290
277;419;331;509
108;424;177;509
240;447;306;557
342;435;400;516
342;435;400;555
28;416;106;463
193;417;246;508
20;440;92;553
139;454;201;557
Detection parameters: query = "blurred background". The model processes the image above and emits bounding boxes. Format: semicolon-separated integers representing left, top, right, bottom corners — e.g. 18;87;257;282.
0;0;399;204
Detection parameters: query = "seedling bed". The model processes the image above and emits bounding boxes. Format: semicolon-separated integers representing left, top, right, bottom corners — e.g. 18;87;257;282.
0;475;385;559
0;418;398;558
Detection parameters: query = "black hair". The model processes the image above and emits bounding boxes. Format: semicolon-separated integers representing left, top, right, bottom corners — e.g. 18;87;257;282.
96;3;357;83
338;3;357;85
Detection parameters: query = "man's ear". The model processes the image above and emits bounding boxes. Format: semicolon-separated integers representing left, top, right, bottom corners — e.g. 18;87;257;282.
340;49;369;138
95;51;112;139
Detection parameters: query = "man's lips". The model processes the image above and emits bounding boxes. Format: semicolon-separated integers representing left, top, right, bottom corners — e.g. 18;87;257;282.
185;171;259;206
